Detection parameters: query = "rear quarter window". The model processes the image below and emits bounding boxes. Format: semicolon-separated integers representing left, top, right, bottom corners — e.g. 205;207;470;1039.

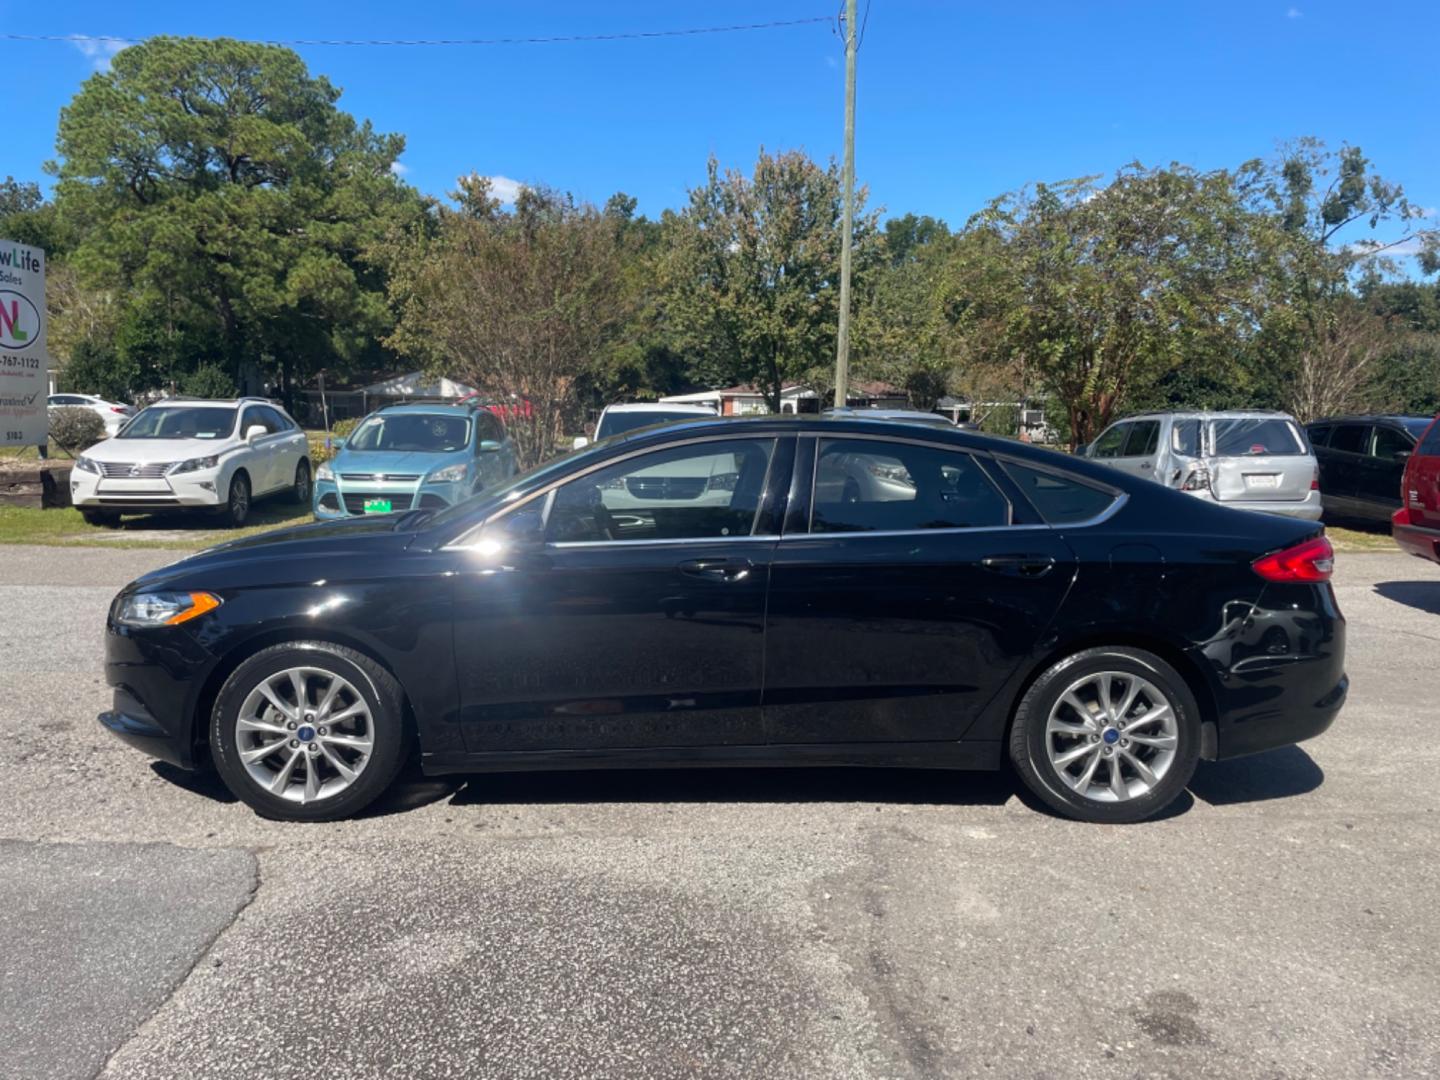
1000;461;1118;524
1210;418;1305;457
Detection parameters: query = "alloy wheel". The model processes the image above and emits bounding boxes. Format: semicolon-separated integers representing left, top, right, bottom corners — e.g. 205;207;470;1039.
235;666;374;804
230;477;250;523
1044;671;1179;803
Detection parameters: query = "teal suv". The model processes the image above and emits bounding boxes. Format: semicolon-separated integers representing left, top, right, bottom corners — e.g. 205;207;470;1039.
314;402;518;519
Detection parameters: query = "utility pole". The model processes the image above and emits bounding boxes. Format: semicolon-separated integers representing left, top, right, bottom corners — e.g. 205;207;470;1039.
832;0;858;408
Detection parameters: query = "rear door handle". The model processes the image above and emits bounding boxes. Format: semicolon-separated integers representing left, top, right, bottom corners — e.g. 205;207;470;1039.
981;554;1056;578
678;557;754;582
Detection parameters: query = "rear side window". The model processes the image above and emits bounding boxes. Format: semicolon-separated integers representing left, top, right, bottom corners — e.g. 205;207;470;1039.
1328;424;1369;455
1210;418;1305;457
1171;419;1201;457
1306;424;1332;448
1001;462;1117;524
1123;421;1160;457
1419;420;1440;456
811;439;1009;533
1091;424;1129;459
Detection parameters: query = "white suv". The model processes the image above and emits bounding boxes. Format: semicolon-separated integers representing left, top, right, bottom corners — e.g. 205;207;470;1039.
70;398;311;527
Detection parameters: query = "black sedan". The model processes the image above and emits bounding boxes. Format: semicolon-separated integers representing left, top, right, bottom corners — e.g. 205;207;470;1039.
100;417;1347;824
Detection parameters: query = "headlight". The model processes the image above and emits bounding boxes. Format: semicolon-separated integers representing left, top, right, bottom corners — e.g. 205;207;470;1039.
316;462;334;481
427;462;468;484
116;591;221;628
169;455;220;475
75;456;100;475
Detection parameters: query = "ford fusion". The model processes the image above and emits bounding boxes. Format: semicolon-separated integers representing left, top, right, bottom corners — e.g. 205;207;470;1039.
100;417;1347;823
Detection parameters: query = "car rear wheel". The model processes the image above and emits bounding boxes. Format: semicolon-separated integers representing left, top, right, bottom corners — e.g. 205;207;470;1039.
1008;647;1200;824
210;642;411;822
292;460;312;505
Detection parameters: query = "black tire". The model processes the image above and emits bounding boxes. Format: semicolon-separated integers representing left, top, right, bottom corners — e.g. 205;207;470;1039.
210;642;412;822
1008;646;1201;824
80;509;120;527
221;471;251;528
292;459;312;505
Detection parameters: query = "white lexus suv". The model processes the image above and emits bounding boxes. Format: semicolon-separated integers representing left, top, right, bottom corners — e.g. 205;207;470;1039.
70;397;311;527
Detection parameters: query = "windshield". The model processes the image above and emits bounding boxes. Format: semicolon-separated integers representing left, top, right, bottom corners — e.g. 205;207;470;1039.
348;413;471;453
119;406;236;440
595;410;709;440
1403;418;1433;438
1209;418;1305;457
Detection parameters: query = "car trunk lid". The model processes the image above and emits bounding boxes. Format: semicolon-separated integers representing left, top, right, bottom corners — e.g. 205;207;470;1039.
1206;417;1314;504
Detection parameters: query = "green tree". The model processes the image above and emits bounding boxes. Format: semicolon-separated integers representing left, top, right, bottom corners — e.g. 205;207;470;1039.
51;36;426;397
660;150;880;412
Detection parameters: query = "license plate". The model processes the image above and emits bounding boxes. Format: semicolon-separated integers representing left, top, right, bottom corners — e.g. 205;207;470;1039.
363;498;393;514
1245;474;1279;489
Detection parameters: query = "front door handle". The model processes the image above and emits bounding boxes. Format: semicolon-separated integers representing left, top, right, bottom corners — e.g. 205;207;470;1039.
678;557;754;582
981;554;1056;578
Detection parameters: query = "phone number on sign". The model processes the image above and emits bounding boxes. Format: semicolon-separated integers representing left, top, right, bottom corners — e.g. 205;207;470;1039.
2;355;45;370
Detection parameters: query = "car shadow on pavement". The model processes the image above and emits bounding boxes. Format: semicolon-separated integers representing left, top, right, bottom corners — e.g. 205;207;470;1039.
1373;581;1440;617
149;761;462;818
447;766;1018;809
1187;745;1324;806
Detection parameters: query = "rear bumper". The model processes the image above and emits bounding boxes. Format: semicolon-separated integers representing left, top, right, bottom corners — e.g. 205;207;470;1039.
1186;489;1322;520
1393;509;1440;565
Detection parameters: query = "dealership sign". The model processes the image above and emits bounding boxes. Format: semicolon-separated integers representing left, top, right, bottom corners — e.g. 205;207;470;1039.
0;240;48;447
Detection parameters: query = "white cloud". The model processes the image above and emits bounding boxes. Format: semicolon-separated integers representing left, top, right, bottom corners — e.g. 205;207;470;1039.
1286;6;1302;17
69;36;126;72
389;161;409;177
1348;237;1429;258
484;175;523;204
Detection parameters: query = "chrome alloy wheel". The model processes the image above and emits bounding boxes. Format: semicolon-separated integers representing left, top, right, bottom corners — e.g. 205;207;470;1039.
1044;672;1179;803
235;666;374;803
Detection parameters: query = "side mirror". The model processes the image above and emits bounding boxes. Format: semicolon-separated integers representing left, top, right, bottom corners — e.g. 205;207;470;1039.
479;507;545;552
245;424;267;442
478;440;502;453
572;436;589;450
330;437;345;451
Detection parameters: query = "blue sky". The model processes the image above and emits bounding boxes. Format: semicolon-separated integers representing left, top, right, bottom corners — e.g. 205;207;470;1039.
5;0;1437;253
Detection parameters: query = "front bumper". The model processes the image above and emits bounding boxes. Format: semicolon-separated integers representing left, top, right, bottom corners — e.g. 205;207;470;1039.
99;619;217;770
313;476;468;519
71;467;224;512
1393;508;1440;565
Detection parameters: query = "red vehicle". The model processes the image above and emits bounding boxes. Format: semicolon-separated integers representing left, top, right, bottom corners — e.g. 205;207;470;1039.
458;392;533;422
1393;414;1440;565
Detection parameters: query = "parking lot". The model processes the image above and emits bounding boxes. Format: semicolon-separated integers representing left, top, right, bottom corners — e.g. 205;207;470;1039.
1;543;1437;1080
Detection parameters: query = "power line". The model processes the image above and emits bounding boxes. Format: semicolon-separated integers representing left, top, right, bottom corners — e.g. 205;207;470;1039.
1;17;831;49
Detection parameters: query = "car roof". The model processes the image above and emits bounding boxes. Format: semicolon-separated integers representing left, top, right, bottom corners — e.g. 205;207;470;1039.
1307;414;1437;425
147;397;277;409
602;402;716;414
826;408;953;422
373;402;476;417
1117;410;1296;421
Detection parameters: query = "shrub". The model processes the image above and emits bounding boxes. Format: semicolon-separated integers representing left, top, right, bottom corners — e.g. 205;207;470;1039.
50;406;107;453
180;363;237;399
331;417;359;440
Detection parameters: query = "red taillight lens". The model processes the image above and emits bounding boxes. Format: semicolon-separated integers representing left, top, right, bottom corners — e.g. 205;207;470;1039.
1311;467;1319;491
1252;535;1334;583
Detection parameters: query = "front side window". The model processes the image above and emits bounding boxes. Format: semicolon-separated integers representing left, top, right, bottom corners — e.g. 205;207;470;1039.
1371;425;1414;460
119;406;236;440
547;438;775;543
811;439;1009;533
1307;424;1332;448
1090;424;1130;459
1122;421;1160;457
1001;461;1117;524
1211;418;1306;456
258;406;293;433
348;413;472;453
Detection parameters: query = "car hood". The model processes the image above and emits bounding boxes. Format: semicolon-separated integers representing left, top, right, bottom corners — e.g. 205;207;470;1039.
128;514;418;593
85;437;235;462
330;450;457;476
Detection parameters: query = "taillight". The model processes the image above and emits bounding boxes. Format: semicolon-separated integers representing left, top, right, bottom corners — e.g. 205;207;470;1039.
1180;466;1211;492
1311;466;1319;491
1252;535;1334;583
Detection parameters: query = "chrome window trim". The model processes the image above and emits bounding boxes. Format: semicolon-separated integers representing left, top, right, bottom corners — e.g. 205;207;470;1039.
990;453;1130;529
549;533;783;550
443;433;782;551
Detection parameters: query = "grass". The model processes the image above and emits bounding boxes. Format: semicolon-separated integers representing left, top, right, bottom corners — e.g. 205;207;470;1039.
0;499;314;550
1324;523;1400;553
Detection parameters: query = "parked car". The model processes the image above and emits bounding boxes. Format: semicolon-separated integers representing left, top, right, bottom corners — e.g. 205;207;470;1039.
824;406;958;430
99;416;1346;824
47;393;135;435
1083;410;1321;520
71;397;310;527
314;401;518;520
573;402;717;449
1306;415;1435;524
1392;414;1440;565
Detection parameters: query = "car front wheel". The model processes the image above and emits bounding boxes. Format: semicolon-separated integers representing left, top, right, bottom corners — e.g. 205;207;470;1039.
1008;646;1201;824
222;472;251;527
292;460;312;505
211;642;411;821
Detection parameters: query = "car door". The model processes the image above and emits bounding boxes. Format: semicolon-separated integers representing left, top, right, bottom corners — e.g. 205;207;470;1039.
1322;423;1370;511
1109;419;1161;481
260;405;304;492
235;406;275;491
1409;420;1440;531
762;435;1076;745
449;435;792;752
1354;424;1413;518
1088;421;1131;469
472;411;510;492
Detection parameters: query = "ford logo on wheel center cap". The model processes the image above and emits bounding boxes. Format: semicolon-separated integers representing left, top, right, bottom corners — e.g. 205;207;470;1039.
297;725;316;742
1102;727;1120;744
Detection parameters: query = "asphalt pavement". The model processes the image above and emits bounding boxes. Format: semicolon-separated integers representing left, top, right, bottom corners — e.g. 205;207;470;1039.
1;543;1438;1079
